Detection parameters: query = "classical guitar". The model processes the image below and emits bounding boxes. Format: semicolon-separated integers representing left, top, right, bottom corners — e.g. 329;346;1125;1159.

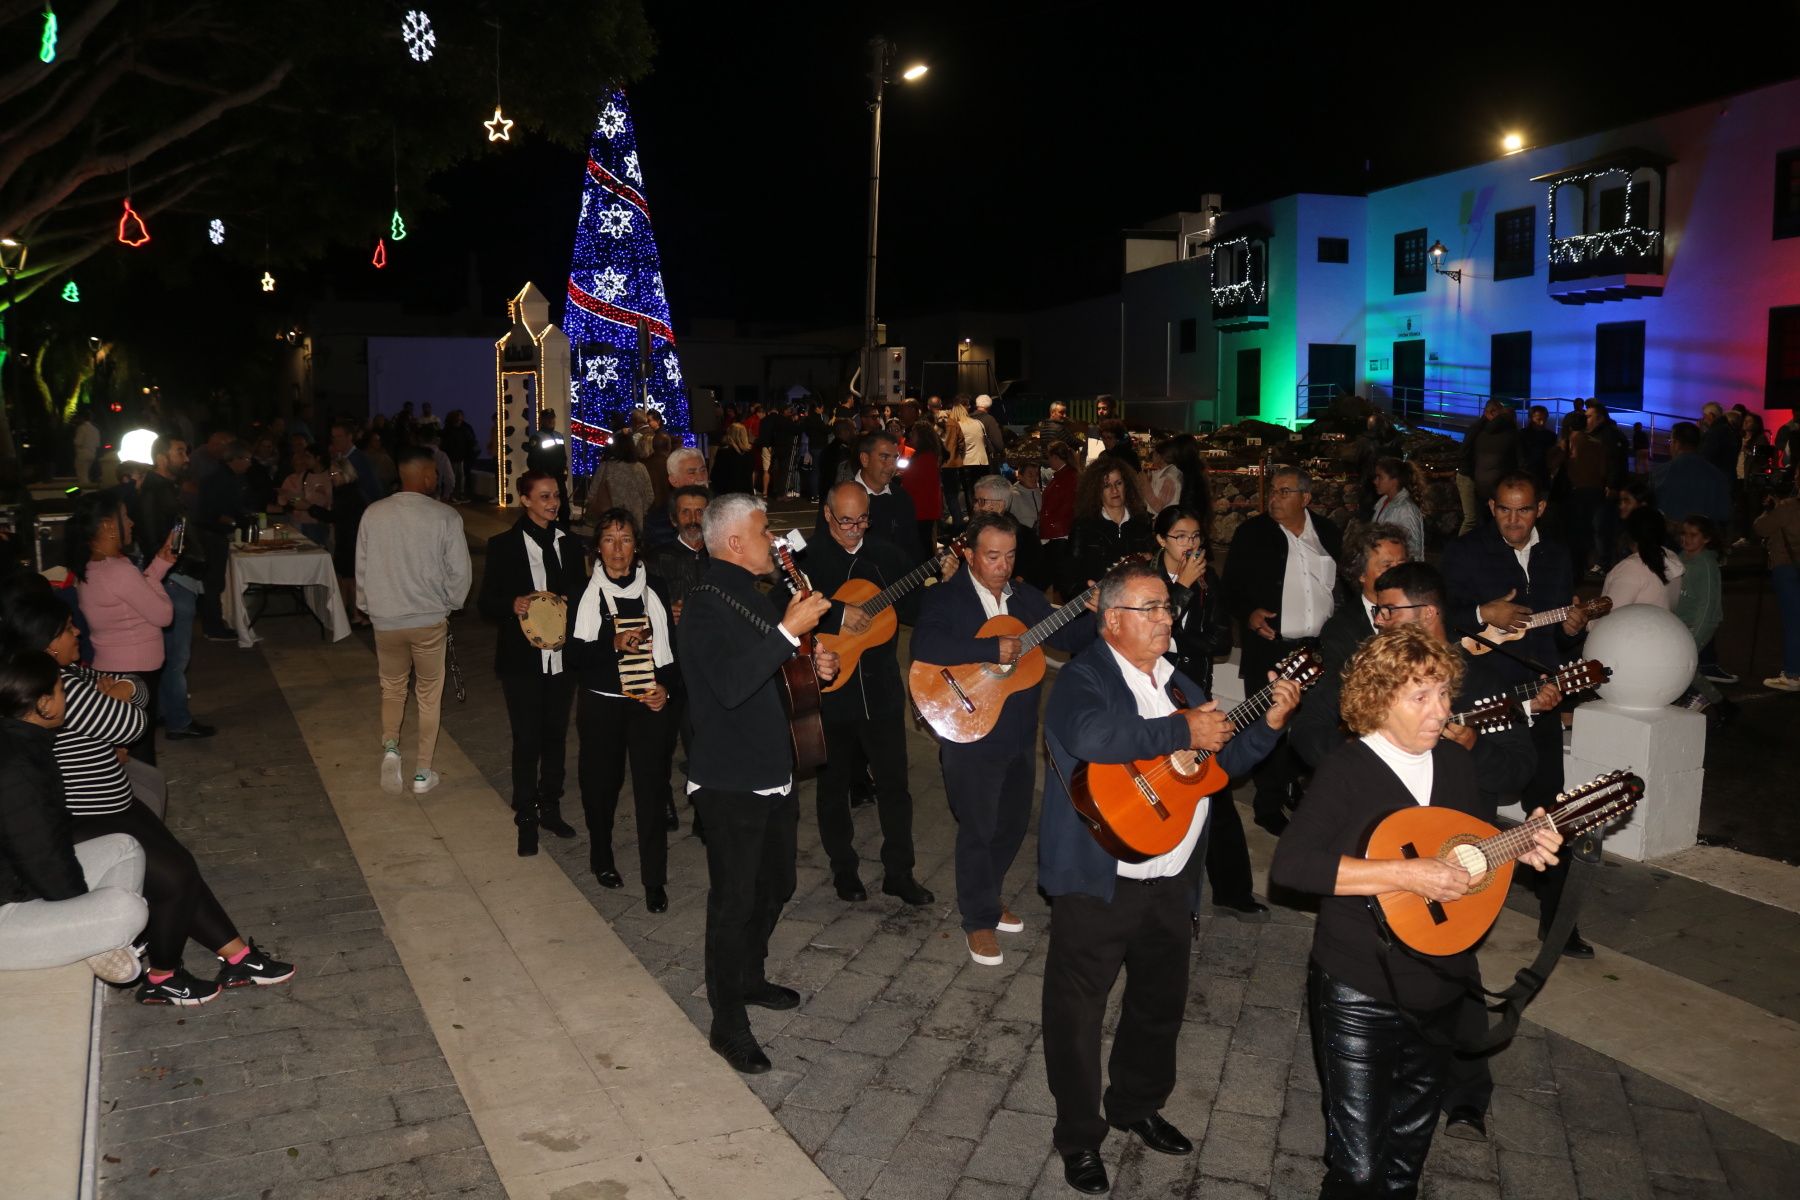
1069;646;1325;862
908;554;1143;744
1444;659;1612;735
817;535;967;693
772;535;829;779
1461;597;1612;656
1364;769;1644;956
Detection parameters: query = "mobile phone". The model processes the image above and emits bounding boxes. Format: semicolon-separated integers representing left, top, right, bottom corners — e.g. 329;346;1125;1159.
170;519;186;557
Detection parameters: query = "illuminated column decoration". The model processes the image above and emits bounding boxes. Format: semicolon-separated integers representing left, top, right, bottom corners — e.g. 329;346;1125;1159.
562;90;688;473
494;281;571;507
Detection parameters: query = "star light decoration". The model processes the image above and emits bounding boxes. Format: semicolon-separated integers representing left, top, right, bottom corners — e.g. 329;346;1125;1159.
260;271;276;292
563;92;688;458
484;106;514;142
402;10;436;62
208;218;225;246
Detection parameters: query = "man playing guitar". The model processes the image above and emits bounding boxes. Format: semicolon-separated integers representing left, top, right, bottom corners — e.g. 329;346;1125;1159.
777;482;943;907
677;494;840;1075
910;511;1095;968
1038;560;1298;1194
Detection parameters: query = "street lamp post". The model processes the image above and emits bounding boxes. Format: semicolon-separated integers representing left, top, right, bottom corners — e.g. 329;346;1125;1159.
861;39;926;408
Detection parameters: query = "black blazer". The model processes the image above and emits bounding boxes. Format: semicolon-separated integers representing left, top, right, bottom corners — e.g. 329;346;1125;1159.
1223;511;1344;684
565;568;681;697
814;484;923;566
1438;522;1582;690
478;519;587;678
773;532;922;721
677;559;801;792
0;719;86;905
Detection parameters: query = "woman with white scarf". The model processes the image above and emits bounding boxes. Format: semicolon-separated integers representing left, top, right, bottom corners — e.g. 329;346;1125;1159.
568;507;680;914
477;471;585;857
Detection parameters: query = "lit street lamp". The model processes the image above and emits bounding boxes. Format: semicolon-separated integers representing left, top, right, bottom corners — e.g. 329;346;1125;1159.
1428;239;1462;284
861;37;928;406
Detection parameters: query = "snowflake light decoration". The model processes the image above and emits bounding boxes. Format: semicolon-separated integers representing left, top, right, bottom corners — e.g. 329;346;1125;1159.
402;10;436;62
651;272;665;301
594;204;633;239
663;352;682;387
595;102;627;139
591;266;629;302
623;151;643;184
208;218;225;246
586;355;622;388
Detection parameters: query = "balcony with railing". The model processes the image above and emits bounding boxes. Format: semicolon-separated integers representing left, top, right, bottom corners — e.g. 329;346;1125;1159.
1534;149;1672;303
1209;227;1270;329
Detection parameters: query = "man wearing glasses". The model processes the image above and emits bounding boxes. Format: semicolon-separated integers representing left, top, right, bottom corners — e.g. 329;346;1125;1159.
1292;522;1410;769
834;429;925;564
1222;465;1343;833
1038;559;1299;1194
778;483;938;907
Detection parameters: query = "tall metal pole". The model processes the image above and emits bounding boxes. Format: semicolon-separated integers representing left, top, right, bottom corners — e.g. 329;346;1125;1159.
862;37;887;405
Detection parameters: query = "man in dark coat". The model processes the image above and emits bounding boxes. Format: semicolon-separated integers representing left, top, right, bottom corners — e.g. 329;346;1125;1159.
816;430;924;564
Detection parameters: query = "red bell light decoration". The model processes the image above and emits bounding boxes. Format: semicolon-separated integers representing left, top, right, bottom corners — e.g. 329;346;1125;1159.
372;237;388;269
117;198;150;247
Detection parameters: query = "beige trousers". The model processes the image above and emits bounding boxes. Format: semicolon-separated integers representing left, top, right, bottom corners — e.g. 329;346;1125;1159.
374;620;448;770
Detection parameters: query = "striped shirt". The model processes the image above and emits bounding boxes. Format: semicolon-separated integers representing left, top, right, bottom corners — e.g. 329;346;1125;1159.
56;665;146;816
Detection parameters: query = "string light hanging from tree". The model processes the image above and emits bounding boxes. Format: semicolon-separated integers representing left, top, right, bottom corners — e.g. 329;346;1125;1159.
562;90;689;468
484;21;513;142
390;134;409;239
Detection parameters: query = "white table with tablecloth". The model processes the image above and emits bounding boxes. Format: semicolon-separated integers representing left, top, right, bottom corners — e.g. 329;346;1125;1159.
222;541;352;649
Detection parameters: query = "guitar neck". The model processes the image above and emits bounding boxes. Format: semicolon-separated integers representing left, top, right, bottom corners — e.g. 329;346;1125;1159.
1473;812;1553;869
863;548;951;617
1020;583;1096;654
1183;679;1282;767
1523;605;1572;631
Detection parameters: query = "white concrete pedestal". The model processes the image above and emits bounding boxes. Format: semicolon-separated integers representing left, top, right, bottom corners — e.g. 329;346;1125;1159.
1501;701;1706;861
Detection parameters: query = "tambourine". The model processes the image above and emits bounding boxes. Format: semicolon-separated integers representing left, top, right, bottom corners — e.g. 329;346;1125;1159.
519;592;568;650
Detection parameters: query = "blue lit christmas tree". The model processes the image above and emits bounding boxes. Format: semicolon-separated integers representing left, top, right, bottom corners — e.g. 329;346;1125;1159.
563;91;688;472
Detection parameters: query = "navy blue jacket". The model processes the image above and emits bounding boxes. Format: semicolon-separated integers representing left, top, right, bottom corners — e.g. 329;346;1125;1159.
1439;523;1582;689
1040;638;1281;907
910;568;1094;753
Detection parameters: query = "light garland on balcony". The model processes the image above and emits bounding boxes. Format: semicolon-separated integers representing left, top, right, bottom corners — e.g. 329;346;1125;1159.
1208;235;1266;307
1548;226;1663;265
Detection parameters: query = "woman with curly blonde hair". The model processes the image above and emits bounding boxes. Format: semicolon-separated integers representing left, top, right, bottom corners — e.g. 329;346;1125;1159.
1271;623;1563;1197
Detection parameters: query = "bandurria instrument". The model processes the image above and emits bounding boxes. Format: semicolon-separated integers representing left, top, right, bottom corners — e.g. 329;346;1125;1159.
1363;769;1644;955
908;554;1144;743
818;535;967;693
1445;659;1612;735
1068;646;1324;862
519;591;569;651
1461;597;1612;656
772;535;828;779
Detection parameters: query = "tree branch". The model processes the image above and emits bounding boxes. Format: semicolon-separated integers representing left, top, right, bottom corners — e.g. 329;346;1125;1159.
0;54;138;196
0;0;126;107
132;63;231;97
1;175;212;312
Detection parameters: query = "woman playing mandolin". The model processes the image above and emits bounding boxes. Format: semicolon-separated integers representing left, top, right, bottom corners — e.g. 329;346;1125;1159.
1270;625;1562;1198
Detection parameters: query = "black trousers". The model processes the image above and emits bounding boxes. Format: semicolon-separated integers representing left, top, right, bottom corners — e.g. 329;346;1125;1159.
1250;731;1303;825
131;666;162;767
1042;878;1193;1153
500;672;575;824
942;741;1034;934
1307;963;1451;1199
1521;711;1575;933
72;800;237;972
1440;991;1496;1116
577;690;674;886
1205;791;1255;904
816;712;914;880
692;787;798;1038
198;530;230;632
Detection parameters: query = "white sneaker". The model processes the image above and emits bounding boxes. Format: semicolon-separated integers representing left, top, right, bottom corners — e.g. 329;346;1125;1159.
86;945;142;985
1765;674;1800;693
412;769;441;794
380;747;403;794
996;908;1025;934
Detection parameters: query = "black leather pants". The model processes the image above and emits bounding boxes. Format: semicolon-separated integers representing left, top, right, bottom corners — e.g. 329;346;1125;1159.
1306;962;1451;1199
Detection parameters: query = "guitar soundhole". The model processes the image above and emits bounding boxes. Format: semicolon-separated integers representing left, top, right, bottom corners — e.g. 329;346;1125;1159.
1167;750;1200;781
982;663;1016;679
1443;837;1494;893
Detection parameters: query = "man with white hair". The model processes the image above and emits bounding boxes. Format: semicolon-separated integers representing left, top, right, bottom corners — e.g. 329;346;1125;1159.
644;446;709;548
972;395;1006;469
679;493;839;1074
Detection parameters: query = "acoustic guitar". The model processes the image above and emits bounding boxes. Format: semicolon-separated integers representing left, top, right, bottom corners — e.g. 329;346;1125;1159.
908;555;1142;744
1444;659;1612;736
1068;646;1324;862
817;535;967;693
1363;769;1644;956
1460;597;1612;656
772;536;829;779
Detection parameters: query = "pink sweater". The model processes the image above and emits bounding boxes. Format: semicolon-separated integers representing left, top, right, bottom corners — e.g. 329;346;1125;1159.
78;555;174;672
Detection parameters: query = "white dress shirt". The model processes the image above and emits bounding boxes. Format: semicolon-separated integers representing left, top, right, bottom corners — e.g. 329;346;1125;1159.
1109;646;1209;880
1278;512;1337;640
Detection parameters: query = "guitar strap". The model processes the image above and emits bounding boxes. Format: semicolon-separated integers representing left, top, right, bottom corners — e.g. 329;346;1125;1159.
689;583;784;647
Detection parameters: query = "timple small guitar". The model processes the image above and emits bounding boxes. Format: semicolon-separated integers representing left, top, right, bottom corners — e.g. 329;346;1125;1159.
1461;597;1612;656
771;535;828;779
1445;659;1612;736
1363;769;1644;956
1068;646;1324;862
817;535;967;693
908;554;1143;744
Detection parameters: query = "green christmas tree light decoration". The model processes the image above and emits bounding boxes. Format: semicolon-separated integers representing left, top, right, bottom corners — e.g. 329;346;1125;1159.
60;280;79;303
390;209;407;241
39;5;56;64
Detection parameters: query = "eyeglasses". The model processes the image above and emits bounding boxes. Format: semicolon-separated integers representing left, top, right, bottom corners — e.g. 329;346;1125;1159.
973;498;1007;511
829;513;870;529
1270;487;1305;499
1372;603;1430;621
1162;531;1201;542
1111;602;1175;618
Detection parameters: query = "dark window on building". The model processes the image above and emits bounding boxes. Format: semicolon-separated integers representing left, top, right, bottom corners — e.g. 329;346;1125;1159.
1594;321;1646;410
1494;208;1536;281
1598;185;1628;230
1769;306;1800;409
1394;229;1427;294
1776;149;1800;240
1318;236;1349;263
1178;319;1197;354
1491;332;1532;401
733;384;761;411
1235;348;1261;416
995;336;1022;381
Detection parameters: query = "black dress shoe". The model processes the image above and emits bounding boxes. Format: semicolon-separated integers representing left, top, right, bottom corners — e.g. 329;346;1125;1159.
834;873;868;902
166;721;217;740
645;886;668;914
710;1031;771;1075
744;982;801;1011
538;812;577;838
1214;897;1271;922
881;876;935;906
1113;1112;1192;1156
1563;930;1595;960
517;822;538;857
1443;1105;1488;1141
595;867;624;889
1061;1149;1109;1194
665;801;680;831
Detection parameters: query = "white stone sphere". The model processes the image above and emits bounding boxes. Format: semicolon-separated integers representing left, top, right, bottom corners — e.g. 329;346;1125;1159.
1584;604;1697;710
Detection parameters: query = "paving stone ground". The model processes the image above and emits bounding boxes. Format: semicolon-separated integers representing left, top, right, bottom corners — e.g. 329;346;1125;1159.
95;635;504;1199
437;539;1799;1200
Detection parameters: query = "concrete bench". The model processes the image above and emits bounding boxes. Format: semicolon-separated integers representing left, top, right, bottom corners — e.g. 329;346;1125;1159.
0;962;102;1198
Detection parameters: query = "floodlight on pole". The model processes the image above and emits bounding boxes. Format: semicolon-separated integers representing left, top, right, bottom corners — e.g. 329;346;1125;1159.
861;38;929;405
901;63;929;81
1501;132;1525;154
